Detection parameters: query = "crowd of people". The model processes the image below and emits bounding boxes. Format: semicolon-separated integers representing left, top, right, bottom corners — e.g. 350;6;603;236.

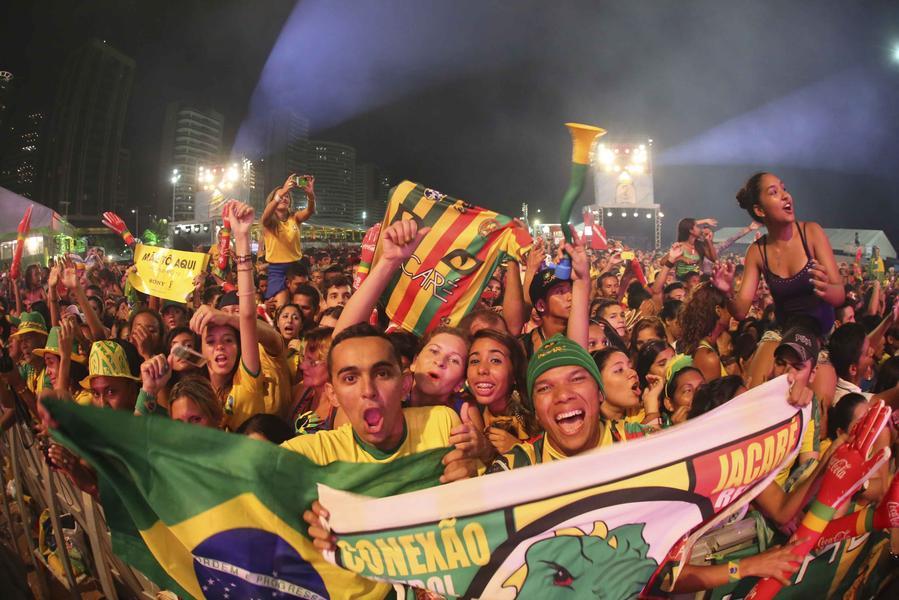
1;170;898;598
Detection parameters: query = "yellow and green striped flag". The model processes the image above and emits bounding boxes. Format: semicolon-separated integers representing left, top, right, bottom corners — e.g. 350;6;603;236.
370;181;532;336
45;399;448;600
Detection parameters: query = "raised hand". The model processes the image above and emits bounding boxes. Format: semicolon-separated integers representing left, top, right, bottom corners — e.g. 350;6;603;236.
225;200;255;236
667;242;684;263
449;402;491;463
60;260;81;291
712;261;736;295
298;174;315;195
140;353;173;397
379;219;430;263
279;173;298;195
101;211;136;247
217;203;232;271
525;238;546;272
189;305;232;335
562;225;589;281
57;317;75;359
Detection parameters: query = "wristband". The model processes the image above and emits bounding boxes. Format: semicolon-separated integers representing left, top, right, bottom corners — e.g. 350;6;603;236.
727;559;741;582
235;254;254;265
136;389;157;415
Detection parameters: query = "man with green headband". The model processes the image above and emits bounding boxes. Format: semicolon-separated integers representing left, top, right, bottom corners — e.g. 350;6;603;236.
487;334;611;471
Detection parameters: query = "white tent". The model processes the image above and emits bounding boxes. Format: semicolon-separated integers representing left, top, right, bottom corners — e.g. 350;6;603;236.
0;186;72;242
713;227;895;259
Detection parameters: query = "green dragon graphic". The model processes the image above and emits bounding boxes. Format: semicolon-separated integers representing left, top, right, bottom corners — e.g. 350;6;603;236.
503;521;658;599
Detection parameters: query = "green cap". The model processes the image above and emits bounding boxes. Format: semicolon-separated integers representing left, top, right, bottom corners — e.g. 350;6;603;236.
664;353;695;398
10;311;48;338
33;326;87;363
526;334;603;398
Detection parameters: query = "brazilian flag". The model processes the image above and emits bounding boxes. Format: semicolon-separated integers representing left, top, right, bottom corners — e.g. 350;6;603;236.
45;400;447;599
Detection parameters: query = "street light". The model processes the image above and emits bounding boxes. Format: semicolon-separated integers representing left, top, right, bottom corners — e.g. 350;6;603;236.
170;169;181;220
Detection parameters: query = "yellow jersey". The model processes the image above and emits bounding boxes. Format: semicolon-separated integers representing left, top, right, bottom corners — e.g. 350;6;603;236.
259;344;292;419
281;406;460;599
222;361;265;431
264;216;302;264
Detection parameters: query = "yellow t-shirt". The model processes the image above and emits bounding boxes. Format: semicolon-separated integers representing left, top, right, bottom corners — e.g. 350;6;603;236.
36;369;92;406
259;344;292;420
263;217;302;264
281;405;459;599
222;361;265;431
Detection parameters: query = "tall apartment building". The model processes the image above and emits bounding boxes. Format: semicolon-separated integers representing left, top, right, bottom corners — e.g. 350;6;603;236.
0;110;45;199
158;103;224;221
256;109;309;210
307;140;356;226
41;39;134;223
354;162;391;227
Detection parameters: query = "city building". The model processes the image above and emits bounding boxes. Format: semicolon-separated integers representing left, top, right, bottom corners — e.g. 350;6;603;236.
0;71;13;133
354;162;391;227
255;109;309;211
307;140;356;227
41;39;135;225
116;148;130;215
158;103;224;221
0;110;45;199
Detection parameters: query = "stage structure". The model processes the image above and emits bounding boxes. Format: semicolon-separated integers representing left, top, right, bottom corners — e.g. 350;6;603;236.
585;139;663;249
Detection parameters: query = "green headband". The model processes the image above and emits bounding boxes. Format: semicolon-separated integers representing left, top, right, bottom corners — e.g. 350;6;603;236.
526;334;604;398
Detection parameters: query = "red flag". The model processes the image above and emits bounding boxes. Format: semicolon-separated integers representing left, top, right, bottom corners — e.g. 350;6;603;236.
583;211;608;250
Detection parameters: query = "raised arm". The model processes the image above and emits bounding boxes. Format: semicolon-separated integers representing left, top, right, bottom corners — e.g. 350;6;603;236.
500;221;530;335
47;260;61;327
652;243;683;305
227;200;261;375
713;244;762;321
522;237;546;306
61;261;108;341
262;174;297;230
292;175;316;224
334;220;430;337
565;226;590;348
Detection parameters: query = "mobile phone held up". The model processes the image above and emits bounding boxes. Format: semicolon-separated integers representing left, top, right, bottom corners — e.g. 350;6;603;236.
171;344;207;369
293;175;308;188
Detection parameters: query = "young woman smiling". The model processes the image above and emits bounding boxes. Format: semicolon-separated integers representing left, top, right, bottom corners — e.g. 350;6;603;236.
466;329;540;454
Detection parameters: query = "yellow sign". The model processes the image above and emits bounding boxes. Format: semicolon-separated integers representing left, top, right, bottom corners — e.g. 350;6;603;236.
127;244;208;303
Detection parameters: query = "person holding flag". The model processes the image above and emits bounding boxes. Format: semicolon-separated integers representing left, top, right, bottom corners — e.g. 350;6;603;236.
262;173;316;308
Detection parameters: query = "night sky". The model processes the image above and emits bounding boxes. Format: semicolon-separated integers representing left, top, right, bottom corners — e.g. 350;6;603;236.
3;0;899;244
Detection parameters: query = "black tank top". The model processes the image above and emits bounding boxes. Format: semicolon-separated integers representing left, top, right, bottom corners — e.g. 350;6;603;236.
756;222;834;335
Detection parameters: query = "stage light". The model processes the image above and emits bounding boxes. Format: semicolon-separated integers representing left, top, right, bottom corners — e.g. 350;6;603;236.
659;212;665;218
606;210;612;217
633;211;638;217
645;213;652;219
892;44;899;63
621;211;627;217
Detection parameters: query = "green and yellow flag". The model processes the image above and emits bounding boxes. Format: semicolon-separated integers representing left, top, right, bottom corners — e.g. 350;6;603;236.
45;400;447;600
369;181;532;336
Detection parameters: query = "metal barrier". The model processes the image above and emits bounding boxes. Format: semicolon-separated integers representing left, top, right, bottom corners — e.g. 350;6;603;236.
0;422;161;599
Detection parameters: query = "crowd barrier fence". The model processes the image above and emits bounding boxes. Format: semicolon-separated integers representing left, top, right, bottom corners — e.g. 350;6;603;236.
1;421;161;599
